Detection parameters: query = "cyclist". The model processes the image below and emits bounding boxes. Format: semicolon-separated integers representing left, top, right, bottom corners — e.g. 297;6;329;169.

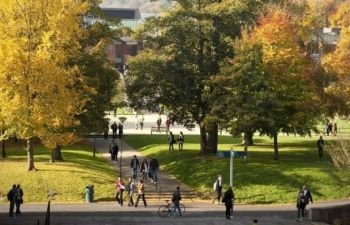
171;186;182;215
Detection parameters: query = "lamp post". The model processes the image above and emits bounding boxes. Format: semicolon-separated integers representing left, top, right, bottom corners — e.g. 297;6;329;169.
118;117;127;177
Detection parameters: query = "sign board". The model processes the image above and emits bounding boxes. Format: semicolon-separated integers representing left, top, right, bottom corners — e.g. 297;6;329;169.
216;151;232;158
233;151;247;157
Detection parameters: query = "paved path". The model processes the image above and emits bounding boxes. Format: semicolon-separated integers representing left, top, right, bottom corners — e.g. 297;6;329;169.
0;202;329;225
89;136;195;201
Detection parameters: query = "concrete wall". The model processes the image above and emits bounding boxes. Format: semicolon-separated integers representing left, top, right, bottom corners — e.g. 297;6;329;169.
310;203;350;224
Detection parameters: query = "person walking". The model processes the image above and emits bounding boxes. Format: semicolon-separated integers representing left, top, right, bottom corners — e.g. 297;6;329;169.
15;184;23;215
171;186;182;215
165;118;171;134
111;122;118;139
7;184;17;217
302;185;313;213
177;131;184;151
296;189;307;222
140;116;145;130
130;155;140;179
212;175;223;204
168;132;175;151
115;177;125;206
150;155;159;183
156;117;162;133
127;177;135;206
141;158;149;182
134;179;147;207
317;136;324;158
118;123;123;138
221;186;234;219
109;141;119;163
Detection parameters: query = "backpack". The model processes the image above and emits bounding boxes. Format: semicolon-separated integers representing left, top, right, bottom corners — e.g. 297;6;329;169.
297;192;306;206
7;190;12;201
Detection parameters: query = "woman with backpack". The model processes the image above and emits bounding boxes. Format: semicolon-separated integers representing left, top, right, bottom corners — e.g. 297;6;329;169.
296;189;306;222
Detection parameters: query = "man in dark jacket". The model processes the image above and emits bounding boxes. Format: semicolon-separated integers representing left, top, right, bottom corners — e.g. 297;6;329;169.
15;184;23;215
303;185;313;213
221;186;234;219
109;141;119;163
130;155;140;179
111;122;118;139
171;186;182;215
7;184;17;217
150;155;159;183
317;136;324;158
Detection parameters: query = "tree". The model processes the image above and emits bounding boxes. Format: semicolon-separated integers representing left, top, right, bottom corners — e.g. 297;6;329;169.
253;9;322;159
212;31;270;152
126;0;260;153
0;0;90;170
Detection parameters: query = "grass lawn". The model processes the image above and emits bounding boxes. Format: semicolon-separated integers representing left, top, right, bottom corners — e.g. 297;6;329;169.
0;140;117;203
124;134;350;204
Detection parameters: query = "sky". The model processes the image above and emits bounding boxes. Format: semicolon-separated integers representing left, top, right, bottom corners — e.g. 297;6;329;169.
100;0;172;13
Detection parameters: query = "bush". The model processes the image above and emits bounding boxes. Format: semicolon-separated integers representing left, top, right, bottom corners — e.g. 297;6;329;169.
328;137;350;170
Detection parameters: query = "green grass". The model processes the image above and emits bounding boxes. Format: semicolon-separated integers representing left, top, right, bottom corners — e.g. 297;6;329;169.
0;141;117;203
124;134;350;204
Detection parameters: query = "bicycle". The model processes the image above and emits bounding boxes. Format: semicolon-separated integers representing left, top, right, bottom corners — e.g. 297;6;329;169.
158;200;186;217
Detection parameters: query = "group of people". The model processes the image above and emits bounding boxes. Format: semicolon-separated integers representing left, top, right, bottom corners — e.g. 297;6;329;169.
111;122;123;139
325;121;337;136
7;184;24;217
129;155;159;183
134;115;145;130
211;175;313;222
168;131;184;151
115;177;147;207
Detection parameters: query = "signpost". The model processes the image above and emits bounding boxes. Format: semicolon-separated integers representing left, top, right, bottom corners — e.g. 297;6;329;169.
216;149;247;187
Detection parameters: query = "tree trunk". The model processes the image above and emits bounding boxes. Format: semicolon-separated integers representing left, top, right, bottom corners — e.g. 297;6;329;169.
50;150;55;163
1;138;6;158
244;130;254;146
273;132;279;160
26;139;37;171
243;133;249;153
206;124;218;154
199;125;207;153
54;145;63;161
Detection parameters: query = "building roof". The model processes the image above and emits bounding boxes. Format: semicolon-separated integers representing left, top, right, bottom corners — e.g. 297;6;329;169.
101;8;141;20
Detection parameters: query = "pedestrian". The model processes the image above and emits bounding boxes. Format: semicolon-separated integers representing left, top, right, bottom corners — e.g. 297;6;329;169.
302;185;313;212
150;155;159;183
7;184;17;217
168;132;175;151
296;189;306;222
135;115;139;130
156;117;162;132
317;136;324;158
115;177;125;206
118;123;123;138
212;175;223;205
127;177;135;206
221;186;234;219
140;116;145;130
15;184;23;215
130;155;140;179
111;122;118;139
333;121;337;136
165;118;171;134
177;131;184;150
134;179;147;207
109;141;119;163
171;186;182;215
327;123;333;136
141;158;149;182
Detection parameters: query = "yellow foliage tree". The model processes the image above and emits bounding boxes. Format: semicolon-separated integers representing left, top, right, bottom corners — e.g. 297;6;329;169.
0;0;90;170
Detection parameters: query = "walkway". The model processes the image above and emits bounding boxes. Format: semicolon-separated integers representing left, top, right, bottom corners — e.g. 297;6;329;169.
90;136;196;201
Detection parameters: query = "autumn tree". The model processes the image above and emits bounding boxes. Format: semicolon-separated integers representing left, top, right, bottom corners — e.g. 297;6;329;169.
0;0;90;170
253;9;322;159
126;0;260;153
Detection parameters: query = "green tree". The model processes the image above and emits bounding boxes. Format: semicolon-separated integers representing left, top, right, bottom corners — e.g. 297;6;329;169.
127;0;259;153
212;32;270;152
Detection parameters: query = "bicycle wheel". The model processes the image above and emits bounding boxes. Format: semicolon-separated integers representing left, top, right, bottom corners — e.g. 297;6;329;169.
158;205;170;217
175;204;186;216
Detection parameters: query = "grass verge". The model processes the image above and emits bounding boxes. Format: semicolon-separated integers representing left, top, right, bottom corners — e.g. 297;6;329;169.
124;134;350;204
0;140;117;203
